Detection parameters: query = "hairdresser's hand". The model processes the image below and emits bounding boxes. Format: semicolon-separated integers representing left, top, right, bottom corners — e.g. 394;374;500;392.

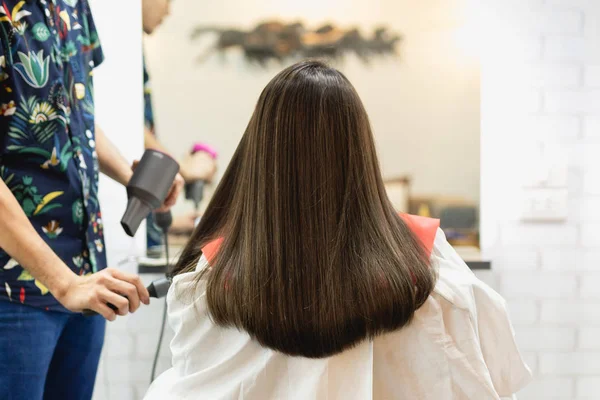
156;172;184;212
55;268;150;321
179;151;217;183
131;160;184;212
170;212;201;235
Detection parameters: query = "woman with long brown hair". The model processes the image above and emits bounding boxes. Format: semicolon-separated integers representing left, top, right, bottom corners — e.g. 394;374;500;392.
145;60;530;399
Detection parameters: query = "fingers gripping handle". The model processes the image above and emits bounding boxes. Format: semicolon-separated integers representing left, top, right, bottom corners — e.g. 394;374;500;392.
82;298;125;317
82;278;171;316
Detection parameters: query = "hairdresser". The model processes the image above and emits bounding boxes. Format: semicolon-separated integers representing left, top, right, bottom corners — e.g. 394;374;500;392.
0;1;183;399
142;0;217;247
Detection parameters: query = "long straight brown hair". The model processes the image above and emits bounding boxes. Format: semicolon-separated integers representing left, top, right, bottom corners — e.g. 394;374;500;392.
174;60;436;358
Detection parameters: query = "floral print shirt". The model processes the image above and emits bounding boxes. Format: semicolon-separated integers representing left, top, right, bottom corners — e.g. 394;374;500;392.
0;0;106;311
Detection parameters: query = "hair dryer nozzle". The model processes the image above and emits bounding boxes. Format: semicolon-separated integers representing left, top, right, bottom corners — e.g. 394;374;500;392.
121;197;153;237
184;180;205;211
120;150;180;237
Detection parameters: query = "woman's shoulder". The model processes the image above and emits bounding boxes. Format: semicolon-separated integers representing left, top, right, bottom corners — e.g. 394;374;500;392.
400;214;440;257
195;254;211;273
168;256;209;305
428;229;532;394
430;227;509;322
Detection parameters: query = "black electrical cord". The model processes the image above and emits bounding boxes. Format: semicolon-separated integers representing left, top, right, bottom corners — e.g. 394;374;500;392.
150;209;172;384
150;231;169;383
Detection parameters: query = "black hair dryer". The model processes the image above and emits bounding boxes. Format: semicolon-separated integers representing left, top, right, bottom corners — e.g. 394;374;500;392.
121;150;180;237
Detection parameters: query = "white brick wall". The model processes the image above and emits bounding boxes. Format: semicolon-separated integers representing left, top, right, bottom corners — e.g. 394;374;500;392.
544;36;587;61
521;64;580;88
584;65;600;87
518;377;574;399
581;251;600;270
577;378;600;398
579;328;600;349
515;327;577;351
540;352;600;375
501;272;578;298
582;223;600;247
540;301;600;325
507;300;539;325
495;248;539;270
583;116;600;138
523;115;580;140
500;224;579;246
545;90;600;113
580;274;600;298
571;196;600;222
480;0;600;399
583;171;600;194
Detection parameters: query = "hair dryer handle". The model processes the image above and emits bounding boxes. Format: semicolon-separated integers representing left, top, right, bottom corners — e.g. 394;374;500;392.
185;180;206;210
154;211;173;232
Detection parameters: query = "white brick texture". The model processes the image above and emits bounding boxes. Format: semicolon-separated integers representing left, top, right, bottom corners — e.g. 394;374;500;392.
577;377;600;398
540;248;578;271
583;171;600;195
540;352;600;375
493;248;539;270
507;300;539;325
545;90;600;113
501;273;577;298
541;249;600;272
510;36;544;62
515;327;576;350
580;274;600;298
507;90;542;113
517;377;574;399
570;143;600;169
484;0;600;393
585;65;600;87
541;301;600;325
583;116;600;138
571;196;600;222
544;36;587;61
522;115;580;140
579;328;600;350
501;224;578;246
546;0;594;7
580;251;600;271
508;10;583;36
582;223;600;247
520;64;580;88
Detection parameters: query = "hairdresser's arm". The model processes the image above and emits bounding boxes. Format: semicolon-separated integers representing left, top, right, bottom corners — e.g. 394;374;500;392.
144;126;170;154
96;124;133;186
0;179;149;320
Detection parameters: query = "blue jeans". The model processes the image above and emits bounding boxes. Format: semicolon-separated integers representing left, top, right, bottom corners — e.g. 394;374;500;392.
0;300;105;400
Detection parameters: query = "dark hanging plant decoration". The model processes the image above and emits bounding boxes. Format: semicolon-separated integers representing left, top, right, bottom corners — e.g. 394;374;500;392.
191;21;402;66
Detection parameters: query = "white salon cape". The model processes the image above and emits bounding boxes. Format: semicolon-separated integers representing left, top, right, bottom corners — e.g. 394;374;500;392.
145;229;532;400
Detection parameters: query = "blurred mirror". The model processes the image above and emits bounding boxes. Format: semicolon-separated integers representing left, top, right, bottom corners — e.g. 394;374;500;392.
145;0;480;252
